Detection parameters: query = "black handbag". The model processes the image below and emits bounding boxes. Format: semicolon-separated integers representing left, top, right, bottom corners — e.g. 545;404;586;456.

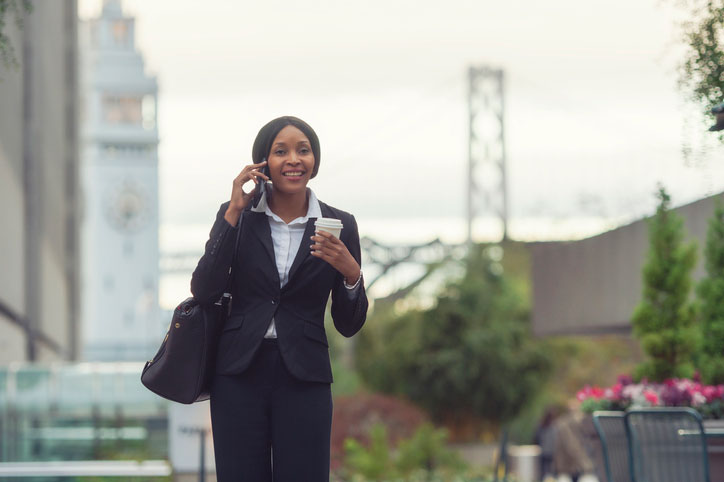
141;212;242;404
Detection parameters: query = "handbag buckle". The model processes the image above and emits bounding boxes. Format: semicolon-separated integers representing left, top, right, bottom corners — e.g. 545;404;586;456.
220;292;232;315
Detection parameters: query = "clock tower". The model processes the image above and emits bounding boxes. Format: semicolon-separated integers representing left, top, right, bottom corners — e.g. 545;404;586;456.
80;0;161;361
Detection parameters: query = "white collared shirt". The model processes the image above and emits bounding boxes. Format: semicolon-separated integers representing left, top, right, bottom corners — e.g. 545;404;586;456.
251;186;323;289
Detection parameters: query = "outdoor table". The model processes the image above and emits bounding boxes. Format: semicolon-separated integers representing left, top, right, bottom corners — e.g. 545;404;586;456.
671;424;724;479
703;428;724;437
703;426;724;479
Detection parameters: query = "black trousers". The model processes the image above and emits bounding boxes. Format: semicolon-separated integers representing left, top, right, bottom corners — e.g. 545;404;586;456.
210;339;333;482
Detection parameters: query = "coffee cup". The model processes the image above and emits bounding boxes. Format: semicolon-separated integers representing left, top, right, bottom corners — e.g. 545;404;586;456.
315;218;343;239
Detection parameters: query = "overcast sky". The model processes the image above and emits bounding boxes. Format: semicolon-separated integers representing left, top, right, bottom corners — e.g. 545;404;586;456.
80;0;724;244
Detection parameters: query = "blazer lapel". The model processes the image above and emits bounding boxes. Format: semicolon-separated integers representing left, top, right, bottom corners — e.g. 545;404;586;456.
246;211;277;272
286;217;317;285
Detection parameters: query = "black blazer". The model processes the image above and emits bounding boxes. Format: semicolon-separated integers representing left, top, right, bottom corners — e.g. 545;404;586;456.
190;200;368;383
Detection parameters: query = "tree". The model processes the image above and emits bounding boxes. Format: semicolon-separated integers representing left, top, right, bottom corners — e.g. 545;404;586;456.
676;0;724;132
356;244;550;436
0;0;32;73
632;187;698;381
697;197;724;383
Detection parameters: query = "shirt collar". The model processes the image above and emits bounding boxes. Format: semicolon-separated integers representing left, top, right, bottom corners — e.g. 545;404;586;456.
251;185;322;224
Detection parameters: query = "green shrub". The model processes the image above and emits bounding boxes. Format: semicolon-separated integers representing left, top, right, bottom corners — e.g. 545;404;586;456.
357;244;550;435
343;424;396;480
395;423;467;475
340;422;468;481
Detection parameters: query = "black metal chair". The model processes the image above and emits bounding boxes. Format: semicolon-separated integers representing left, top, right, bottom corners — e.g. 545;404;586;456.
593;411;633;482
625;407;710;482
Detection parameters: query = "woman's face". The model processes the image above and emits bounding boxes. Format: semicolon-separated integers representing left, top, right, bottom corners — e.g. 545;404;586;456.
267;125;315;195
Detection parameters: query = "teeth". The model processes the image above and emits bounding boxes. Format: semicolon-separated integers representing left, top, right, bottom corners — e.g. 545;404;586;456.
283;172;303;177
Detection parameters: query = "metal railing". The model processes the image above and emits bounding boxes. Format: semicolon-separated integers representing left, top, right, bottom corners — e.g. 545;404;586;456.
0;460;171;477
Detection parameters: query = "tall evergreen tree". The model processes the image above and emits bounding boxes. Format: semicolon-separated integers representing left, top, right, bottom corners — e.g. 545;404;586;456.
697;198;724;384
632;188;698;381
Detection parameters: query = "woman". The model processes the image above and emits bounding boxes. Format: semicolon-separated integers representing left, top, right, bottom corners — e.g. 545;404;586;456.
190;116;368;481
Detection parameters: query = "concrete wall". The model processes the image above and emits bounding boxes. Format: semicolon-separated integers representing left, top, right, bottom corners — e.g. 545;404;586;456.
0;0;79;362
531;192;722;335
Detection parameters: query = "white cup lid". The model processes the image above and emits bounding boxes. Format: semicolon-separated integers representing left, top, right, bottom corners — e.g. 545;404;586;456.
315;217;343;227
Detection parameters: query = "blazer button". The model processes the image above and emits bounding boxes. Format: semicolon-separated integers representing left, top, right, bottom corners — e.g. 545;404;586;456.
271;300;276;305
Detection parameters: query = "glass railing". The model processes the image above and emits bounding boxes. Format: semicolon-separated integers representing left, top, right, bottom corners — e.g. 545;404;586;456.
0;362;169;464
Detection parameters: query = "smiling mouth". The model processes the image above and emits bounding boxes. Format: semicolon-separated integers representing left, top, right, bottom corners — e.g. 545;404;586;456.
282;171;305;177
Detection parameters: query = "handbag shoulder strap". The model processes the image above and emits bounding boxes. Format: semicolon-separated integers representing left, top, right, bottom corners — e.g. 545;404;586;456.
222;210;244;299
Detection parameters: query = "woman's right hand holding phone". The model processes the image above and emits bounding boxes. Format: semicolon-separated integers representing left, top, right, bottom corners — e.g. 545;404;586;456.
224;160;269;226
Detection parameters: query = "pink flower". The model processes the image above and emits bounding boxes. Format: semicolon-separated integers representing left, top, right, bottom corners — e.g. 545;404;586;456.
692;392;707;407
702;385;724;402
611;383;623;399
577;385;607;401
576;385;595;401
578;376;724;415
644;390;659;405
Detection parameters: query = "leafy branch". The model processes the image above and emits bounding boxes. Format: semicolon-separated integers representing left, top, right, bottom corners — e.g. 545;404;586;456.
677;1;724;130
0;0;33;73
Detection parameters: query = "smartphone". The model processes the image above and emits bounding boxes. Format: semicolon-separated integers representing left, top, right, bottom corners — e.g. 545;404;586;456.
251;158;269;209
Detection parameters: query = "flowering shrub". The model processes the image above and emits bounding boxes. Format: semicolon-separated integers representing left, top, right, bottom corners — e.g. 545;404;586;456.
331;393;428;470
577;374;724;419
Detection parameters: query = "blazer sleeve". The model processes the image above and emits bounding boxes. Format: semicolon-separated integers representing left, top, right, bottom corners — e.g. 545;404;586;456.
330;214;368;337
190;202;240;305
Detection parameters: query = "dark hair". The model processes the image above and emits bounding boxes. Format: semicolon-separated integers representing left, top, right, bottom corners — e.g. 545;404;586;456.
251;116;321;178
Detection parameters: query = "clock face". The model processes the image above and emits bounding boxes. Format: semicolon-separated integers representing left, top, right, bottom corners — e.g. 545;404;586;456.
105;180;150;233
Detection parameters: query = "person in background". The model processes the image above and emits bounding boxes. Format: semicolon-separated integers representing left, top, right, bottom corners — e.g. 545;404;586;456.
553;400;595;482
534;404;564;480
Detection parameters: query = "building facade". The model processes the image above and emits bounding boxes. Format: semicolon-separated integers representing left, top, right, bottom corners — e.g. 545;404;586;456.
80;0;162;361
0;1;80;363
531;192;723;335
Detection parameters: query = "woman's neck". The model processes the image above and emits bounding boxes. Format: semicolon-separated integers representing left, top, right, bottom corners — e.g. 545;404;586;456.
268;187;309;224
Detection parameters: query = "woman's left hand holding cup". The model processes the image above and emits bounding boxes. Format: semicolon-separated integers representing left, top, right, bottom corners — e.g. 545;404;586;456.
310;231;361;285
